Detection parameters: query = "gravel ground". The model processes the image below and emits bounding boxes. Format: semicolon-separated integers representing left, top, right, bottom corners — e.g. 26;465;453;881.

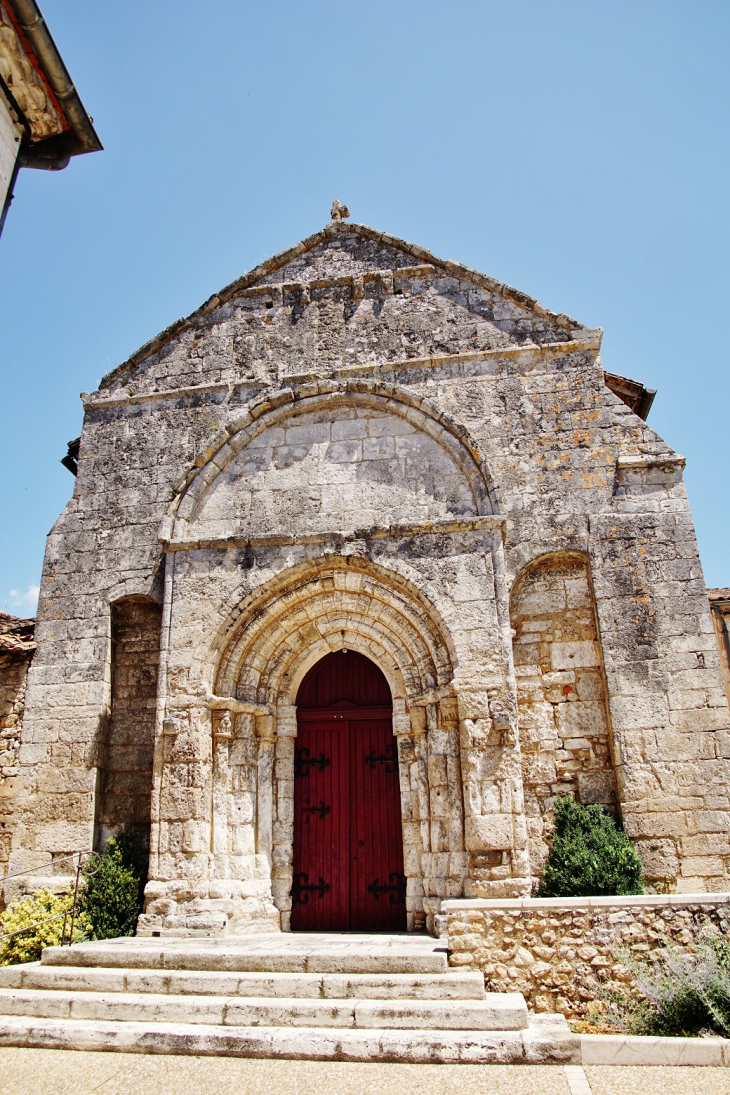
0;1049;727;1095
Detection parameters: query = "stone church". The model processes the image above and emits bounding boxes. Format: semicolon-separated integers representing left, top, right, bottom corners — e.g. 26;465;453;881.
4;213;730;936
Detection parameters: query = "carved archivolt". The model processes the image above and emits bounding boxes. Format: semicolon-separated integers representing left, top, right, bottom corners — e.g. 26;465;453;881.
213;555;456;708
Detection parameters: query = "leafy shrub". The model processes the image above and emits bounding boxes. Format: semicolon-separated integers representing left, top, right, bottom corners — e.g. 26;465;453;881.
538;795;643;897
0;887;89;966
609;932;730;1036
79;828;147;940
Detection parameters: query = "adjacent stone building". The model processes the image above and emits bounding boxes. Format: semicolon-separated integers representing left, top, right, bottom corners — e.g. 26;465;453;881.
5;216;730;934
0;612;35;878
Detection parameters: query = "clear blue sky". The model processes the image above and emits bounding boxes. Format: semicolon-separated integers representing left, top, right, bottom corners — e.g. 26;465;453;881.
1;0;728;614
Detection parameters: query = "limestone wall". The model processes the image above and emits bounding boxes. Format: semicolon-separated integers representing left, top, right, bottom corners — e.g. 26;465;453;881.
185;402;480;543
0;615;35;882
708;589;730;710
0;652;29;878
101;230;576;397
95;597;162;846
511;554;617;877
0;654;28;786
443;895;730;1019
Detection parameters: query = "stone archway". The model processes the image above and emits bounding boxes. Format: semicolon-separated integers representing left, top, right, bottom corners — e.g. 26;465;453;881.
141;380;535;935
210;555;463;932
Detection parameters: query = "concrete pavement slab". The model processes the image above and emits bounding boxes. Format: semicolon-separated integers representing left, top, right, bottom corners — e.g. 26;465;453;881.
586;1064;730;1095
0;1049;571;1095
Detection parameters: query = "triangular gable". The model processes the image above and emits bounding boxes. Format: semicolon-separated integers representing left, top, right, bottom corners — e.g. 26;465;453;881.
100;221;594;390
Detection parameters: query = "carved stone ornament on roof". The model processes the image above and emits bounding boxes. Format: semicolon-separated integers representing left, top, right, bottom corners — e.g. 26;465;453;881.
330;199;350;222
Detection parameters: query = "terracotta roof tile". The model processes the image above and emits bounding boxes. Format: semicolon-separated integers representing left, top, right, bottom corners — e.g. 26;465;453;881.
0;612;36;657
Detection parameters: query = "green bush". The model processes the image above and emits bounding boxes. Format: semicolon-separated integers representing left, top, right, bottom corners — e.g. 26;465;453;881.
79;828;147;940
0;887;90;966
538;795;643;897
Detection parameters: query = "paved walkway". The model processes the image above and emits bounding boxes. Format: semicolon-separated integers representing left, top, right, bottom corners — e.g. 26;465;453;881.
0;1051;726;1095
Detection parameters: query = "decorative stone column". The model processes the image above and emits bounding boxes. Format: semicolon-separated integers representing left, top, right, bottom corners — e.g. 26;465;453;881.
272;702;297;929
212;710;233;862
393;698;428;931
255;713;276;873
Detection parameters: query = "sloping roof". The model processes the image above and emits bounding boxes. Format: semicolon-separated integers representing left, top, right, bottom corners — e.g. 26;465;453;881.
0;0;102;161
0;611;35;657
708;589;730;605
101;220;595;388
603;371;656;422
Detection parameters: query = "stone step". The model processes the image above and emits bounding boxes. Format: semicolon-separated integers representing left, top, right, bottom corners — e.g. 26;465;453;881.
41;938;449;975
0;988;528;1030
0;1014;581;1064
0;963;486;1001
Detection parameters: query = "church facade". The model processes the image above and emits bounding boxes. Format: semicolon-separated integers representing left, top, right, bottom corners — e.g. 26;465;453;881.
5;218;729;935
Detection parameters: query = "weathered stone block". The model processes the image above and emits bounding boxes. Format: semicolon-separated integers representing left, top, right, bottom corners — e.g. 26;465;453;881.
550;642;600;671
465;815;513;852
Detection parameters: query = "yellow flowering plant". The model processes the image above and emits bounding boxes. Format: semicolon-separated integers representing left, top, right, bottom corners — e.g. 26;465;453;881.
0;887;90;965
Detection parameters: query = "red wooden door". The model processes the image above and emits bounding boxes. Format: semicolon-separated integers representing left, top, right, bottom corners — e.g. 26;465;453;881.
291;651;406;932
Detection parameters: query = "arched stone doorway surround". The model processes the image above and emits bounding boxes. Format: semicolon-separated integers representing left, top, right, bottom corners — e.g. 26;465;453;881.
142;379;532;935
209;554;462;933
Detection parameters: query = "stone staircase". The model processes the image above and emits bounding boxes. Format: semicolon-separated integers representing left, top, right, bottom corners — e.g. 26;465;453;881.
0;933;579;1063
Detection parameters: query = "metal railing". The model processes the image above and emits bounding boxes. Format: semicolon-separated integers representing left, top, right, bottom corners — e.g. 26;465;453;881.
0;851;101;947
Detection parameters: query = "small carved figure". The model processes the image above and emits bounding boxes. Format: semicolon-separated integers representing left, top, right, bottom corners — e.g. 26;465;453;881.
330;199;350;222
215;709;233;738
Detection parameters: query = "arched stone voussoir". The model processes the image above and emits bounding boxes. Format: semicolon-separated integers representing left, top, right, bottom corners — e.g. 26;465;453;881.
257;608;428;706
211;555;456;711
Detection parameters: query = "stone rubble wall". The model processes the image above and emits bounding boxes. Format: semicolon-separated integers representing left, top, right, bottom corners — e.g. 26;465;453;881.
0;653;29;784
443;895;730;1019
0;648;33;885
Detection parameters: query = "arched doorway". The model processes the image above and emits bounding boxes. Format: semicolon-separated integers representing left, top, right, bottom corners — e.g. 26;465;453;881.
291;650;406;932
